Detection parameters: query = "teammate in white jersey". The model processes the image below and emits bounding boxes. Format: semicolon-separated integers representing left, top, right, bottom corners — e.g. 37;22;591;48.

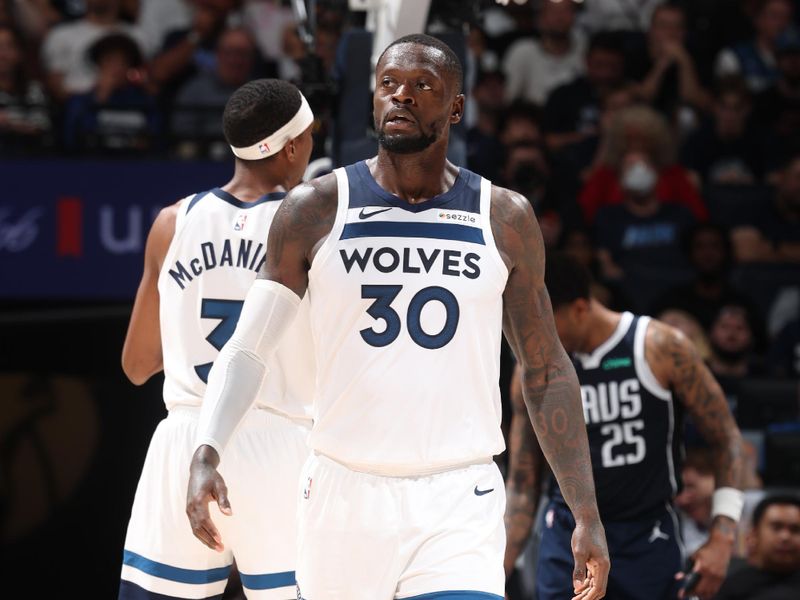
186;35;610;600
119;79;314;600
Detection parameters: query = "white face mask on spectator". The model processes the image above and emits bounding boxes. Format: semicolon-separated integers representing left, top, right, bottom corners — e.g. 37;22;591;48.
622;160;657;195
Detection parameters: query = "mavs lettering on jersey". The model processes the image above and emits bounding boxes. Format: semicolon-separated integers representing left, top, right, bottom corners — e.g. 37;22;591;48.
304;162;509;472
551;313;682;521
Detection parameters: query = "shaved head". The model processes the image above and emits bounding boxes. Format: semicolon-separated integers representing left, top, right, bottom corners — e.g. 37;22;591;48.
377;33;463;94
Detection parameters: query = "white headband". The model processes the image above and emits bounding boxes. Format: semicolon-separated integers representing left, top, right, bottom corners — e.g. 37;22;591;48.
230;92;314;160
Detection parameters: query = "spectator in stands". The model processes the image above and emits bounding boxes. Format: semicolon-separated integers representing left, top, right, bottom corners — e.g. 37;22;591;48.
2;0;62;48
558;227;631;310
629;4;712;122
753;33;800;161
681;76;771;187
136;0;193;57
62;31;159;153
0;24;52;154
148;0;242;106
502;0;585;106
497;100;541;147
769;318;800;377
41;0;143;102
675;448;716;556
707;304;766;406
651;223;759;330
593;146;696;310
576;0;665;35
548;83;638;214
502;139;551;218
715;494;800;600
242;0;297;81
467;24;500;75
676;447;764;561
731;154;800;263
466;70;506;181
171;26;256;155
579;104;707;224
542;31;626;153
716;0;796;93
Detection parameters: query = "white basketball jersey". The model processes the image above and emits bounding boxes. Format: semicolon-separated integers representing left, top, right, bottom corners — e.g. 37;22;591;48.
158;187;314;420
306;162;509;474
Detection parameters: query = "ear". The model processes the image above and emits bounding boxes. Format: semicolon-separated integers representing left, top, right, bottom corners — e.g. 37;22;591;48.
450;93;465;124
574;297;591;319
285;139;297;162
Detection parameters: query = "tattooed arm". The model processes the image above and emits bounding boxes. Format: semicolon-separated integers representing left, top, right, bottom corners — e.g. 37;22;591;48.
647;320;744;600
186;174;337;551
493;187;609;600
504;362;548;576
257;173;339;292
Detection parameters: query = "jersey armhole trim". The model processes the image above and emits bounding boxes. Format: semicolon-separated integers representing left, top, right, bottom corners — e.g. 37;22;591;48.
174;192;198;231
634;316;672;401
308;167;348;276
158;192;201;289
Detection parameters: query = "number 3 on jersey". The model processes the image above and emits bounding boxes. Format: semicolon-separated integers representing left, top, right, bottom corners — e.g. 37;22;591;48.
360;285;459;349
194;298;244;383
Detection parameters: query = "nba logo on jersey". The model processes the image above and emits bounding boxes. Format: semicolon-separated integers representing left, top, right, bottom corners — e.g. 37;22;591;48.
302;476;313;500
258;141;270;155
234;213;247;231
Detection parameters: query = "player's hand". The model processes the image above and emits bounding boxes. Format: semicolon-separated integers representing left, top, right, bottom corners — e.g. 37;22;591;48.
677;533;733;599
571;516;610;600
186;444;232;552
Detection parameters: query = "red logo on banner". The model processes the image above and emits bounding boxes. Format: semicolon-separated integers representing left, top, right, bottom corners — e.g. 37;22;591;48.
57;197;83;257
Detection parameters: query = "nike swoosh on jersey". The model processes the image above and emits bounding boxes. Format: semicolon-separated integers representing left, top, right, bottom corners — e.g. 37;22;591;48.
474;486;494;496
358;207;393;219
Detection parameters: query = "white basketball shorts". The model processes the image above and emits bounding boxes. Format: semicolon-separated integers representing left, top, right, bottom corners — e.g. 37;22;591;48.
295;453;506;600
119;405;310;600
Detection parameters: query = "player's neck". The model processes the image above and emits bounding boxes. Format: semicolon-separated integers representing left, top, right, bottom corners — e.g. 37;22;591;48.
221;166;288;201
371;147;456;204
581;302;623;354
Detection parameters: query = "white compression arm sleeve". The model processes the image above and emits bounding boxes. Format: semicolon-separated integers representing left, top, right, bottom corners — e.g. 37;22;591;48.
196;279;301;456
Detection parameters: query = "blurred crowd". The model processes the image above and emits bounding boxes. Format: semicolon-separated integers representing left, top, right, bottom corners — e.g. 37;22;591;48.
461;0;800;398
0;0;345;158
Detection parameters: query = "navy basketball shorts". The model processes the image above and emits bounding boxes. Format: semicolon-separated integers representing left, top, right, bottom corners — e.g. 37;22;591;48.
536;500;683;600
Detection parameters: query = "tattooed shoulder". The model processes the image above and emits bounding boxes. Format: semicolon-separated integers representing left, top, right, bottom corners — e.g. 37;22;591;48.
489;184;540;272
271;172;338;261
645;318;693;387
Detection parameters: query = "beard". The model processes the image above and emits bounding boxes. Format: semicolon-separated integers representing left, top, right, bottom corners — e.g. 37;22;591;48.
377;127;438;154
711;341;750;364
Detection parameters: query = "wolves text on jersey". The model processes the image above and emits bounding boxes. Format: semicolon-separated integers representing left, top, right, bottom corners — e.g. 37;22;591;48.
339;247;481;279
167;238;266;290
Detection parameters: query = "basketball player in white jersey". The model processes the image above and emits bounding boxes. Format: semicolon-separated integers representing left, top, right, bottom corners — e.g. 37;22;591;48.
186;35;610;600
118;79;314;600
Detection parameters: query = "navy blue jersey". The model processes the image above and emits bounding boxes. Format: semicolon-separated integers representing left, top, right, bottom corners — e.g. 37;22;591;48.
552;313;684;521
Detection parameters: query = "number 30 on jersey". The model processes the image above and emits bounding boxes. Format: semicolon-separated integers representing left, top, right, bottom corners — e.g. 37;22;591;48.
360;284;460;350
